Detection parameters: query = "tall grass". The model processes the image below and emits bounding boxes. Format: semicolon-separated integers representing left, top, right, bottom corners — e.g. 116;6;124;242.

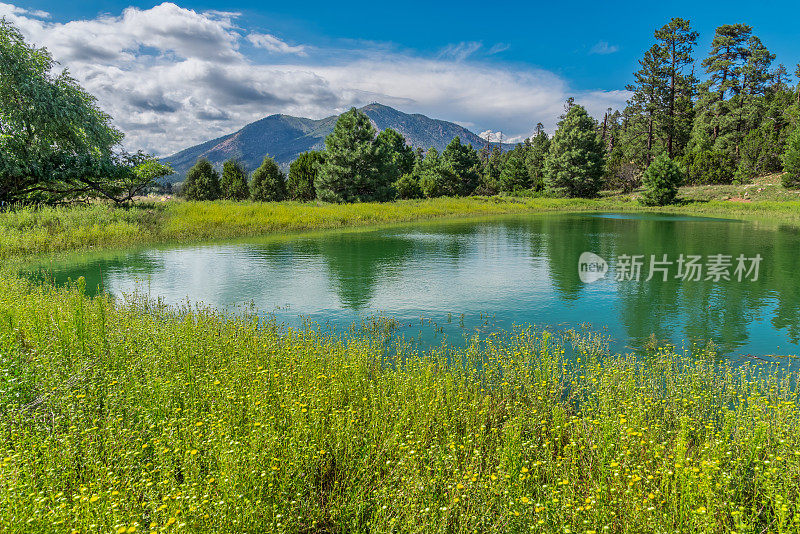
6;196;800;259
2;274;800;532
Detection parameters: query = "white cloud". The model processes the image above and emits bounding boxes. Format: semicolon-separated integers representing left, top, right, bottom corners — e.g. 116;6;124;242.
0;2;629;155
590;40;620;55
247;32;306;55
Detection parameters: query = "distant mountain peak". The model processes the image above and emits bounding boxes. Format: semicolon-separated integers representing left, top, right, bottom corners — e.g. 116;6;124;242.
162;103;510;182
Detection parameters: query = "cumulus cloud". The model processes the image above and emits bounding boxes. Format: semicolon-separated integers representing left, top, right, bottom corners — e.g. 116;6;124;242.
0;2;629;155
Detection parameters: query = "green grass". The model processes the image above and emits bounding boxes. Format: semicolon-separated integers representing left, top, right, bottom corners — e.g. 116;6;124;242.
4;192;800;259
2;274;800;533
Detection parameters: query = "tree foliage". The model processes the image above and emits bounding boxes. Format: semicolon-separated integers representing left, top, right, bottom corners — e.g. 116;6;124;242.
441;137;481;195
640;154;684;206
220;159;249;201
375;128;415;187
250;156;286;202
782;127;800;188
287;151;323;201
499;150;530;193
316;108;390;203
0;19;167;204
393;173;422;199
183;158;221;201
544;105;606;197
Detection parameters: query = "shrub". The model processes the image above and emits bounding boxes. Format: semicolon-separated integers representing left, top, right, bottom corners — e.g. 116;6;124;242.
686;150;735;185
640;154;684;206
394;173;422;199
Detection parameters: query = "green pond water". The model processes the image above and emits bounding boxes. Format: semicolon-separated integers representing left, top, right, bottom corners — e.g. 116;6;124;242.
22;212;800;360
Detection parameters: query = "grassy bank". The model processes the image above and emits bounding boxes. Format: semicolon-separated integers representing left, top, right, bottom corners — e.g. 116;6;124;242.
4;193;800;259
2;275;800;533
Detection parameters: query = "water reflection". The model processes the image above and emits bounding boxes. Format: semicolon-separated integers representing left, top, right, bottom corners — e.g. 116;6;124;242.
22;213;800;356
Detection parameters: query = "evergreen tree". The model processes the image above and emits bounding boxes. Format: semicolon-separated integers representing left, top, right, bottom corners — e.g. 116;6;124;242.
623;43;669;167
476;145;504;195
394;173;422;199
441;137;481;195
220;159;249;200
183;158;221;201
795;64;800;105
525;125;550;191
499;150;530;193
655;18;698;158
692;24;775;158
544;104;606;197
316;108;388;203
782;126;800;188
640;154;684;206
375;128;415;187
418;147;459;198
287;151;323;201
250;156;286;202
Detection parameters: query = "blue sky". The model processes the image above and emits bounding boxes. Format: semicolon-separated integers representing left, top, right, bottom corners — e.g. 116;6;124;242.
3;1;799;154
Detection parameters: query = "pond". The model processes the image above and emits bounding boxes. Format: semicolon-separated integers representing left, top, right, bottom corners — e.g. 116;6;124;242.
23;212;800;358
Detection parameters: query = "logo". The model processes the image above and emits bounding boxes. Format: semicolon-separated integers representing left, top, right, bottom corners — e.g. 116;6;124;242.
578;252;608;283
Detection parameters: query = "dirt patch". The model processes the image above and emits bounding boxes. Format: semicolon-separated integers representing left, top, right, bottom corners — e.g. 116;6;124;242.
726;197;752;203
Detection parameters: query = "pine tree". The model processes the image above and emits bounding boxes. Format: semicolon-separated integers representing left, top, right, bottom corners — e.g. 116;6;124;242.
394;173;422;199
640;153;684;206
544;104;606;197
692;24;772;155
250;156;286;202
782;126;800;188
418;147;458;198
654;18;698;158
525;125;550;191
220;159;249;201
476;145;504;195
375;128;415;187
441;136;481;195
499;149;530;193
183;158;221;201
316;108;387;203
287;151;323;201
623;43;669;167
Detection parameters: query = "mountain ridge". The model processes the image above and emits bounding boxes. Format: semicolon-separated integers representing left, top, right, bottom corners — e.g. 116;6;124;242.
161;103;513;182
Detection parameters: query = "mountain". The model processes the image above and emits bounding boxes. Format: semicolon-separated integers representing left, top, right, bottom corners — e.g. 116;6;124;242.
161;103;512;182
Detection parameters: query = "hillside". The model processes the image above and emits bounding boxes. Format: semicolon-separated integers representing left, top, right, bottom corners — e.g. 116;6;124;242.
161;103;512;182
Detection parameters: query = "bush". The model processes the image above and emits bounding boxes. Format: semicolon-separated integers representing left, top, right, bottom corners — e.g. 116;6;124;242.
782;127;800;188
250;156;286;202
394;173;422;199
640;154;684;206
686;150;736;185
734;126;787;184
